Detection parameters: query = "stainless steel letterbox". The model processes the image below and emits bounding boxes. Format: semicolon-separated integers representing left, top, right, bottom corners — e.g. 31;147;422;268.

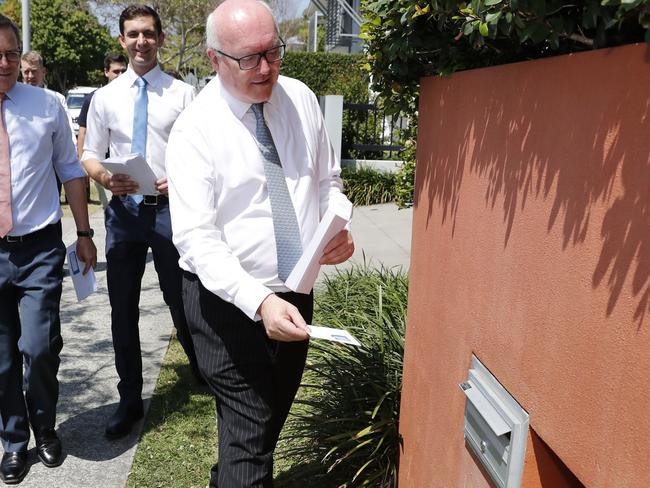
460;355;529;488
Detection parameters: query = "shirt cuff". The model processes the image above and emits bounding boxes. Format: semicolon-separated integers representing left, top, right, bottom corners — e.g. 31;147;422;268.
234;278;274;321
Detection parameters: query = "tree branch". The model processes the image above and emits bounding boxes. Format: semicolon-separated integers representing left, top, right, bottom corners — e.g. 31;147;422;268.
565;32;594;47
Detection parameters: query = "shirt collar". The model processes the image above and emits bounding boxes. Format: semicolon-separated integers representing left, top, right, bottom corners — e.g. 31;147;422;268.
4;81;23;103
125;64;163;89
217;76;280;121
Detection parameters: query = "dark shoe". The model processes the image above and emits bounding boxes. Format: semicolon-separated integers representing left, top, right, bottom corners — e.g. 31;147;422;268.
105;403;144;439
0;451;27;485
34;428;63;467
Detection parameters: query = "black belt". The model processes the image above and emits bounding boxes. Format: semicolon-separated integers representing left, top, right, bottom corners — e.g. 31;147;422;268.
0;222;61;245
118;194;168;206
142;194;167;206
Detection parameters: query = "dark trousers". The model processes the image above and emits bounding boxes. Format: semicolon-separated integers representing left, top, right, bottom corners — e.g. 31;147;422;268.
182;272;312;488
105;196;198;407
0;224;64;453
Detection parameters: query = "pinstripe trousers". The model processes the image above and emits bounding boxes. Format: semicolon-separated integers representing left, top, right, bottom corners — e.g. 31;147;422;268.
182;271;312;488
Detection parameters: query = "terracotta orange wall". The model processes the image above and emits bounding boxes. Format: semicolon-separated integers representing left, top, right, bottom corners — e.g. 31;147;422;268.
399;44;650;487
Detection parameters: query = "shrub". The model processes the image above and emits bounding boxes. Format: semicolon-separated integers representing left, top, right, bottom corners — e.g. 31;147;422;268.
394;156;416;210
342;166;396;206
394;120;418;209
280;51;369;103
278;265;408;488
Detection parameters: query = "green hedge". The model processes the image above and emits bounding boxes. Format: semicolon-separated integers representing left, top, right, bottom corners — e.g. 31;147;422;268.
281;52;375;160
280;51;369;103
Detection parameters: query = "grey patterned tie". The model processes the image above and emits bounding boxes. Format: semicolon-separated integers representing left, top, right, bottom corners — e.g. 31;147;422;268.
251;103;302;282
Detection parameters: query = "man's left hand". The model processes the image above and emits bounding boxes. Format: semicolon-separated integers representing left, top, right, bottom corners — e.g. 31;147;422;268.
319;229;354;265
155;177;169;196
76;237;97;275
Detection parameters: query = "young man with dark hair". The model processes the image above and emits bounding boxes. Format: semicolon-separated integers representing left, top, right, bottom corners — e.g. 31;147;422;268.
82;4;199;440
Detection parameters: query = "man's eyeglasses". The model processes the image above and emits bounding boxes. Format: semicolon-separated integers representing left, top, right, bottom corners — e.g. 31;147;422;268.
0;51;21;63
216;43;286;71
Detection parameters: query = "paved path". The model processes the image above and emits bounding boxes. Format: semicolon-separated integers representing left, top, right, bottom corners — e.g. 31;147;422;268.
15;203;412;487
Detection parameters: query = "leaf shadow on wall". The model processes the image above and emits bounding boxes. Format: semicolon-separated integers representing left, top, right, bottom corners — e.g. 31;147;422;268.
415;47;649;327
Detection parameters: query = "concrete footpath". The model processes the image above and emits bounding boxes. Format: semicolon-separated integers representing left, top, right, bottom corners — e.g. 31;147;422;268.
16;202;412;487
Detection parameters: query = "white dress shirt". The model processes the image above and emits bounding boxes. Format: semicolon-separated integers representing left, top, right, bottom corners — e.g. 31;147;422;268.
166;75;352;319
82;65;195;179
5;82;83;236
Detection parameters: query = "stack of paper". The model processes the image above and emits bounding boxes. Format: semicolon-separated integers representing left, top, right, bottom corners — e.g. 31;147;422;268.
285;204;352;293
101;153;158;195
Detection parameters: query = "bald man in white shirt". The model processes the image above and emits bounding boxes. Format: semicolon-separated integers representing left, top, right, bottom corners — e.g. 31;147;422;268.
165;1;354;486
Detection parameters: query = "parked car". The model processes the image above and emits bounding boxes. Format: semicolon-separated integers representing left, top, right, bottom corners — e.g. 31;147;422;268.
65;86;96;135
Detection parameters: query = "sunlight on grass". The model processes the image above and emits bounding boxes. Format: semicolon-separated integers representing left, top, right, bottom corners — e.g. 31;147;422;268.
127;336;216;488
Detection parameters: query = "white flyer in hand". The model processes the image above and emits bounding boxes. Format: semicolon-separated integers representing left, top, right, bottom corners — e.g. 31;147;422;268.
66;241;97;302
307;325;361;347
101;153;158;195
285;202;353;294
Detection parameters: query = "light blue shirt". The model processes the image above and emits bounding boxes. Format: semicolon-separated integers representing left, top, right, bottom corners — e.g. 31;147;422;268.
5;82;84;236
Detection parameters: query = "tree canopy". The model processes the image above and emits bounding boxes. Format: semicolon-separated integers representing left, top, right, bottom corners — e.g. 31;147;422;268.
1;0;120;91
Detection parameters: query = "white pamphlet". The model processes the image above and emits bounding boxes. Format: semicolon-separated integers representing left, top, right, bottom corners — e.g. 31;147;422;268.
285;203;352;293
101;153;158;195
66;241;97;302
307;325;361;347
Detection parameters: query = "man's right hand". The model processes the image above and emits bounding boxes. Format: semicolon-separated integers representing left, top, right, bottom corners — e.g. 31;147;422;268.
258;294;310;342
103;173;139;195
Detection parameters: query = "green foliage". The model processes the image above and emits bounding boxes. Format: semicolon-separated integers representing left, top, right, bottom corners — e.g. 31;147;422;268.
0;0;120;91
280;51;369;103
362;0;650;115
394;120;418;209
278;265;407;488
342;166;397;206
394;155;416;209
25;0;119;91
281;52;372;162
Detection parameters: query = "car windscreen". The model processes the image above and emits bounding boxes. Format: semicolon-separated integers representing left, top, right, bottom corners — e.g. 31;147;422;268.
66;94;86;109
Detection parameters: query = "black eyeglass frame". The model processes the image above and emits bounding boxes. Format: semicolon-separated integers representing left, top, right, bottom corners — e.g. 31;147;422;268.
216;42;286;71
0;50;21;63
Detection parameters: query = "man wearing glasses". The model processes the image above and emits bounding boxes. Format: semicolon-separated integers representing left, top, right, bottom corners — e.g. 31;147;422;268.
165;0;354;485
0;14;96;484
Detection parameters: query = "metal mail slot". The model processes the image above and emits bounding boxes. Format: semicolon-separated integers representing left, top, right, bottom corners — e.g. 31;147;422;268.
460;355;529;488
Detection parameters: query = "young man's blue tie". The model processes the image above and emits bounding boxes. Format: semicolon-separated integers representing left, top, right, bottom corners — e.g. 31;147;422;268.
130;77;148;204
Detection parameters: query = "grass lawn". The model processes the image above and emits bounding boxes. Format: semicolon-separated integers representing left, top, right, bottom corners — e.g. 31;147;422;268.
127;336;217;488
